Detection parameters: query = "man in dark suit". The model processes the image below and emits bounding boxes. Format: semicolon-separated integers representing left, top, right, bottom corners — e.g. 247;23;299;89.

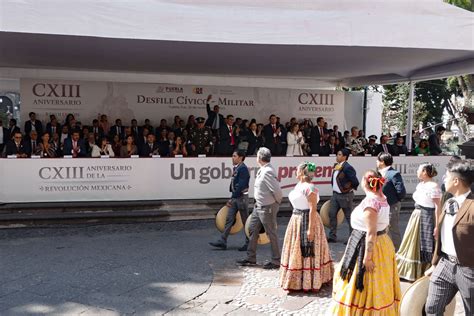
328;148;359;242
46;116;61;138
23;130;40;157
63;130;87;157
0;119;9;153
374;135;396;156
263;114;284;156
130;119;140;140
8;119;21;140
394;136;408;155
205;95;225;135
209;149;250;251
426;159;473;315
90;119;105;142
377;153;407;250
136;127;150;154
24;112;43;139
109;119;125;141
428;126;445;156
217;115;240;156
139;133;160;157
321;135;340;156
4;131;28;158
310;117;328;156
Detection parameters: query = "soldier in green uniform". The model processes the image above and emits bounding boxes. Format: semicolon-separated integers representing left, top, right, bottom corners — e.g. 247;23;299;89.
190;117;213;156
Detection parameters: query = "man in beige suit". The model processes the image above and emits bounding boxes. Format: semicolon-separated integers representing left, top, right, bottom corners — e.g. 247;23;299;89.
425;159;473;316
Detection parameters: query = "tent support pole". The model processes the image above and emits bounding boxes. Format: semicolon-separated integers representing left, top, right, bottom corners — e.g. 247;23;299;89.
406;81;415;152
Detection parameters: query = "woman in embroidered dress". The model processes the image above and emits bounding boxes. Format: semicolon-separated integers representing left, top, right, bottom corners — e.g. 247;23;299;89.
330;170;401;315
279;162;333;291
396;163;441;281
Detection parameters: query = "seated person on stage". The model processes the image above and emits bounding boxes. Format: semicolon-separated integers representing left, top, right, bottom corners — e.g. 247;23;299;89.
4;131;28;158
23;130;39;157
140;134;160;157
63;130;87;158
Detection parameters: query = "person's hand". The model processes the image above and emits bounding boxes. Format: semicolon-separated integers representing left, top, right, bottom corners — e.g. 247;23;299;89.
204;146;210;153
226;199;232;207
207;94;212;102
307;228;314;242
433;227;438;240
424;265;435;276
191;144;196;151
363;257;375;273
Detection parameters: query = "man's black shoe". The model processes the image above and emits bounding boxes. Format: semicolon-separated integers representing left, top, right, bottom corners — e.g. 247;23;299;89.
343;240;348;245
327;238;337;243
209;241;227;250
238;244;248;252
236;259;256;266
262;262;280;270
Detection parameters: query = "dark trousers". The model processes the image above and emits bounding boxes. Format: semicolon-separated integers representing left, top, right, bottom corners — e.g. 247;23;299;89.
220;195;249;245
426;256;474;315
388;201;401;250
329;191;354;240
247;202;280;265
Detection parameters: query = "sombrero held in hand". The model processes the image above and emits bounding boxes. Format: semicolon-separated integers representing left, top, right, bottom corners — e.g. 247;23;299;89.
215;205;243;235
400;275;455;316
245;213;270;245
320;200;345;228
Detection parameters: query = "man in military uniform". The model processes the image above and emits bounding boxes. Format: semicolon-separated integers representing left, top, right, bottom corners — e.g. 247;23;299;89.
190;117;213;156
364;135;378;156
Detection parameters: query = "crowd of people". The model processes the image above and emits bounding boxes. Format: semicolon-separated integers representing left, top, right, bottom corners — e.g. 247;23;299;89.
209;147;473;315
0;95;446;158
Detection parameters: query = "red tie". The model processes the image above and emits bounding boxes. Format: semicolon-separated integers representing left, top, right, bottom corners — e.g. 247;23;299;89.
229;126;235;145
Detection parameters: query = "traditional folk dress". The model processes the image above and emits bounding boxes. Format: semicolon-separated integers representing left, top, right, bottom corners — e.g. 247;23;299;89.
330;195;401;315
396;181;441;281
279;182;333;291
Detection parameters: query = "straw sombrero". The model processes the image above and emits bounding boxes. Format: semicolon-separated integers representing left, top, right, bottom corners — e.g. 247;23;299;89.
244;213;270;245
400;275;456;316
320;200;345;228
215;205;243;235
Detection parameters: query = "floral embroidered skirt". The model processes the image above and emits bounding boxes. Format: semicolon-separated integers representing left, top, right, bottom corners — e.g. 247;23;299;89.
279;212;333;291
329;234;401;315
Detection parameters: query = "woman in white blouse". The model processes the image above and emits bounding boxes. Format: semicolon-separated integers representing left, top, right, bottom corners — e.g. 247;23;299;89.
286;123;305;156
92;137;115;158
396;163;441;281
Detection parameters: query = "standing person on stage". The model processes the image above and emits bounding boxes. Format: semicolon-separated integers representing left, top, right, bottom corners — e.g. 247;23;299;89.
397;163;440;281
425;159;473;316
279;162;334;291
376;153;406;250
205;94;224;136
237;147;282;269
330;170;401;315
328;148;359;243
209;149;250;251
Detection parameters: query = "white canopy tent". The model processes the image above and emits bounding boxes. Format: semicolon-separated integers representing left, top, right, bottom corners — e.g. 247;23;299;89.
0;0;472;86
0;0;473;148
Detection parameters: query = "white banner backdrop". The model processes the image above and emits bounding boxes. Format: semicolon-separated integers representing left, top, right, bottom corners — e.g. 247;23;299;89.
0;156;451;203
20;79;345;128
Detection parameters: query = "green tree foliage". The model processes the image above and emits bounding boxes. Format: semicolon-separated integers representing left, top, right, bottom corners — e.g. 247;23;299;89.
382;79;460;134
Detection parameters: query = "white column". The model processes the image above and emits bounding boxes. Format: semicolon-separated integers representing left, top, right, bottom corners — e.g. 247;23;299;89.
406;81;415;152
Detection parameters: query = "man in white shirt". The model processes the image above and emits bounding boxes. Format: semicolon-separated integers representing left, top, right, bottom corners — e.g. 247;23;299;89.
425;159;473;316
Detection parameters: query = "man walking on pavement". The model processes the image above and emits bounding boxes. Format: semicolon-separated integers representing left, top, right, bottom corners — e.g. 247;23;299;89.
237;147;282;269
209;149;250;251
328;148;359;243
425;159;473;315
376;152;406;250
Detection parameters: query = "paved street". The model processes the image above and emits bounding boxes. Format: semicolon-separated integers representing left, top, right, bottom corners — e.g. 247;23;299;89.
0;214;464;315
